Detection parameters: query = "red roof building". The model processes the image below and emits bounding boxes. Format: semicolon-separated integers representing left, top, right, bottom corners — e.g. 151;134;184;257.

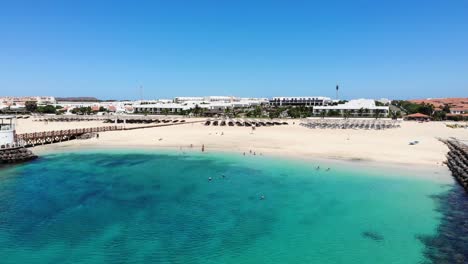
404;113;432;121
409;98;468;110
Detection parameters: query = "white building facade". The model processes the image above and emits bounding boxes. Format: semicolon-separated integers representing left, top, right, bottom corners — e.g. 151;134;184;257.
270;96;332;107
0;116;16;147
313;99;389;117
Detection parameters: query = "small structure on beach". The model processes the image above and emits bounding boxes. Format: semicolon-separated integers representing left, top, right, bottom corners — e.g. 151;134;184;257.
0;116;37;164
0;115;16;147
404;113;431;121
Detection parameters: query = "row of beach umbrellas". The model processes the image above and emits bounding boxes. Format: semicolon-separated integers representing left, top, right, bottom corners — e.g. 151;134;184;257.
205;119;288;127
300;119;401;130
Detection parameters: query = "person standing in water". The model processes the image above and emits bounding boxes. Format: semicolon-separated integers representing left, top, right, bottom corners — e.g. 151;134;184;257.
202;144;205;152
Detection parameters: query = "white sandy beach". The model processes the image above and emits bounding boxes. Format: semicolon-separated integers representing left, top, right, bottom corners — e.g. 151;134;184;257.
16;118;468;172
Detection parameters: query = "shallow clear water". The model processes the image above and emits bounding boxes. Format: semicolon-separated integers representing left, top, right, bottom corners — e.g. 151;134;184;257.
0;150;451;264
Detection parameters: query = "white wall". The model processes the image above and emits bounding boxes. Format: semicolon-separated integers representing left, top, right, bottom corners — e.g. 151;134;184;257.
0;130;14;146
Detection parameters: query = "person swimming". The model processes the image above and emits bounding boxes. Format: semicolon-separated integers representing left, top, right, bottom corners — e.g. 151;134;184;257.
326;168;331;171
208;177;212;181
260;195;265;200
316;166;320;170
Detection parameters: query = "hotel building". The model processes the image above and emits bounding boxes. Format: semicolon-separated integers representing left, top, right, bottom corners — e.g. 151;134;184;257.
312;99;389;117
269;96;332;107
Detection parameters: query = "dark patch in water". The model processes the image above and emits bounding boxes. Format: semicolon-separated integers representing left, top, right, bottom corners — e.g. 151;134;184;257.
418;184;468;264
77;189;103;205
362;231;384;242
99;156;150;168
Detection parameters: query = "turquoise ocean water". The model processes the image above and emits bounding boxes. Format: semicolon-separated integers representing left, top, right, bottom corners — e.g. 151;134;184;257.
0;150;452;264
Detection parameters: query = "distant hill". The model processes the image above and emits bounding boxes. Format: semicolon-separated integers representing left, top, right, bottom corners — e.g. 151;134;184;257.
56;97;100;102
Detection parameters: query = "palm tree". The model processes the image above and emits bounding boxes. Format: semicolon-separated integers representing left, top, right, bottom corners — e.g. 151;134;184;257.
343;110;351;119
224;107;231;117
320;111;326;119
193;105;201;116
364;108;370;117
358;107;364;117
374;109;383;119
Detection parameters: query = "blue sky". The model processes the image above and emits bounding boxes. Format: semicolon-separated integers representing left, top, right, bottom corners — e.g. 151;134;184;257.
1;0;467;100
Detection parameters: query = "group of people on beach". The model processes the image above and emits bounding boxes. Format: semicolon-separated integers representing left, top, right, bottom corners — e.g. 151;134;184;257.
315;166;331;171
243;149;262;156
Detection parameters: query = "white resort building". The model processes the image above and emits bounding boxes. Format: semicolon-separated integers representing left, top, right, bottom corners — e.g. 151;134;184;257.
133;103;187;114
312;99;390;117
133;96;269;114
269;97;332;107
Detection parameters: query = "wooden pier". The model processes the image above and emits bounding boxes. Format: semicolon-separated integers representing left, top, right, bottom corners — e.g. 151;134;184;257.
16;126;122;147
15;120;204;147
33;115;189;124
441;138;468;192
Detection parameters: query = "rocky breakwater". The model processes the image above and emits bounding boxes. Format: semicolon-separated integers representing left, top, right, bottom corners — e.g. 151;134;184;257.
0;146;38;164
442;138;468;192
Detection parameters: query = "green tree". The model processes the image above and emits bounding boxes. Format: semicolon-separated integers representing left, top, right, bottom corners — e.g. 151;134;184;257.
268;107;285;119
25;101;38;112
357;107;364;117
343;110;352;119
432;111;446;121
71;106;92;115
37;105;57;114
373;109;383;119
389;110;401;120
417;103;433;116
442;104;450;113
224;107;231;117
269;110;279;119
247;106;263;118
193;105;201;116
320;111;326;119
327;110;340;117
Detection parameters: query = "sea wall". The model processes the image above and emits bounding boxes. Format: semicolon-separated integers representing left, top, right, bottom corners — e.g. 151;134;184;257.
442;138;468;192
0;147;37;164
